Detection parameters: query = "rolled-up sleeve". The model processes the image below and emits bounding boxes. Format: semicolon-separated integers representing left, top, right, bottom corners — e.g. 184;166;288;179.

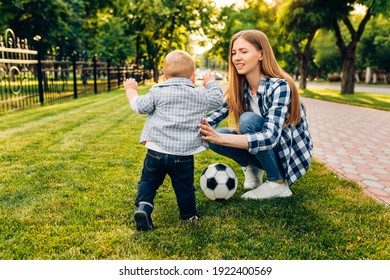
135;90;156;115
130;96;140;113
204;81;224;111
205;101;229;127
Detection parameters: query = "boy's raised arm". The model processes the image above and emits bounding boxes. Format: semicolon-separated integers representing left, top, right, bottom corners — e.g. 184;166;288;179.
202;69;217;86
123;78;139;102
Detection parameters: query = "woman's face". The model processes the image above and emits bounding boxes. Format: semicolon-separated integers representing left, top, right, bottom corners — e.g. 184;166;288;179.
231;37;262;76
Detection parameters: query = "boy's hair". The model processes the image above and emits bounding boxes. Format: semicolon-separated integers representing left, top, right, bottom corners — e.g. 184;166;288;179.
163;50;195;79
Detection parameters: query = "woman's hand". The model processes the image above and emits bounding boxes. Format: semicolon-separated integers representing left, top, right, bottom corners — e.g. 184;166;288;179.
199;118;249;149
198;118;221;144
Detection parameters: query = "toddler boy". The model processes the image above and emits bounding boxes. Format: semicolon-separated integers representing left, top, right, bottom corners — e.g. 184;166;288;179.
124;50;223;231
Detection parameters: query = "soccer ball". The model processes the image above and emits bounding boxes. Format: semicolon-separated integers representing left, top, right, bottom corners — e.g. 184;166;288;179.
200;163;238;200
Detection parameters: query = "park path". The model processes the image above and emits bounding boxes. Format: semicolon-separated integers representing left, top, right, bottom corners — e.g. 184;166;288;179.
300;81;390;95
302;97;390;205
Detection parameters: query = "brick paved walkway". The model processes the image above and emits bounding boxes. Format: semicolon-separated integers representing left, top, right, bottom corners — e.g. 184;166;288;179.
302;97;390;205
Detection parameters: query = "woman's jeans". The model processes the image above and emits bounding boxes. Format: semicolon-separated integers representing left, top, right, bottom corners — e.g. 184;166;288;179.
208;112;284;182
135;149;198;220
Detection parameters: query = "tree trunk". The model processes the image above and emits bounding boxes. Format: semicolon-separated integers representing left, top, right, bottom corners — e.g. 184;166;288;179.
365;66;371;83
144;37;161;83
340;45;356;94
298;57;308;89
292;31;316;90
135;34;141;66
333;8;373;94
153;58;159;83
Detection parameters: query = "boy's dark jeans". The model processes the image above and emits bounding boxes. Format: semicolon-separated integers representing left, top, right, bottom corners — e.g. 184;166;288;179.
135;149;198;220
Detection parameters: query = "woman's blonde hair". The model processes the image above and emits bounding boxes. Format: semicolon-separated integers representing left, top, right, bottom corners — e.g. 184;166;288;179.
163;50;195;79
226;30;301;128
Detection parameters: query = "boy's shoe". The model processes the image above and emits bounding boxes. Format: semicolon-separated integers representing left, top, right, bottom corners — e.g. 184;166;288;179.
182;214;199;222
134;203;154;231
187;215;199;221
242;165;264;190
241;181;292;200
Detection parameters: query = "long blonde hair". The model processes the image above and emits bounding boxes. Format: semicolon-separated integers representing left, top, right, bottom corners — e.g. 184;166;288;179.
226;30;301;128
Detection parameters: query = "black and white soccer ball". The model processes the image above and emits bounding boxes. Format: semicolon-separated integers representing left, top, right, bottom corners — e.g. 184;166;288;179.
200;163;238;200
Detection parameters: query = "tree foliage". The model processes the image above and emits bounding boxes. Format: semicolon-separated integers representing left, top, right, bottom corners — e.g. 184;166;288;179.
118;0;217;81
278;0;330;88
326;0;389;93
356;14;390;72
277;0;389;92
0;0;83;57
208;1;279;69
313;30;341;77
1;0;216;81
0;0;388;87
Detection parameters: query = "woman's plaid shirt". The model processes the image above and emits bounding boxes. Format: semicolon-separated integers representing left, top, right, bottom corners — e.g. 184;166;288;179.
206;77;313;185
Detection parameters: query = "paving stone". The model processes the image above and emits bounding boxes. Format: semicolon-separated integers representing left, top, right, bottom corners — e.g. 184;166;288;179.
372;168;388;175
360;174;379;181
342;168;359;174
363;180;385;189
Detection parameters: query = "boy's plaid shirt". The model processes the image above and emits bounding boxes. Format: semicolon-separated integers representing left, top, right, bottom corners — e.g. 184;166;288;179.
206;77;313;186
134;77;224;155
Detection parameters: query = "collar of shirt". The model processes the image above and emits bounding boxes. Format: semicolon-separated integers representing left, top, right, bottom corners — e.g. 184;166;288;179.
155;77;195;88
243;76;267;96
244;77;267;114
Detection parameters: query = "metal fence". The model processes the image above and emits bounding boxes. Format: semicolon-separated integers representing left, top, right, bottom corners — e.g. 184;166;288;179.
0;29;153;114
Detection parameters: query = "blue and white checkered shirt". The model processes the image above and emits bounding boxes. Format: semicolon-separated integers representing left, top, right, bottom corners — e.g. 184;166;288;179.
206;77;313;185
132;77;224;155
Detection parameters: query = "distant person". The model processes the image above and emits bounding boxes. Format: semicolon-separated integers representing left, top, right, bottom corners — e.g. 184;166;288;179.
198;30;313;199
124;50;224;231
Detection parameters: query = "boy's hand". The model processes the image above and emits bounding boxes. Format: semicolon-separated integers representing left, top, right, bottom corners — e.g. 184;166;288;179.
123;78;138;90
124;78;139;102
202;69;217;87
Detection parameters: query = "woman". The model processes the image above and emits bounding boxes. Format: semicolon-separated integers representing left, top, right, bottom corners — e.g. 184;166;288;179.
198;30;313;199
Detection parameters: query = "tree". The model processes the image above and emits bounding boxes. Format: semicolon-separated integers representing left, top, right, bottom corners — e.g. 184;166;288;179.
329;0;389;93
356;14;390;81
93;11;135;64
77;0;117;59
0;0;83;58
313;30;341;79
278;0;331;89
209;0;278;67
121;0;216;82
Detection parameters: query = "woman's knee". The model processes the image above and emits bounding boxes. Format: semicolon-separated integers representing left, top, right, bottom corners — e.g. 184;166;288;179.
215;127;231;134
239;112;264;134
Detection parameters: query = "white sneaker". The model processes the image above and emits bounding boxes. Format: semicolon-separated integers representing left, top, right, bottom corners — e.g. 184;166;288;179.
242;165;264;190
241;181;292;200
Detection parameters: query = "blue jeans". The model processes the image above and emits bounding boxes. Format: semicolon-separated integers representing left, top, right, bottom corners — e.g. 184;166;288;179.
208;112;284;182
135;149;198;220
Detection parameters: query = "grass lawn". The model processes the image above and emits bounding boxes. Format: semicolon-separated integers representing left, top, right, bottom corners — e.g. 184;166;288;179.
0;86;389;260
300;88;390;111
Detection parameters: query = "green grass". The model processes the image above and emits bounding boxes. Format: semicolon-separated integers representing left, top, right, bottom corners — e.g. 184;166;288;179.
300;88;390;111
0;86;389;260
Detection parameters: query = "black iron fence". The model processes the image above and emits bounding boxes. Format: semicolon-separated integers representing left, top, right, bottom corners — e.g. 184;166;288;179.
0;29;152;114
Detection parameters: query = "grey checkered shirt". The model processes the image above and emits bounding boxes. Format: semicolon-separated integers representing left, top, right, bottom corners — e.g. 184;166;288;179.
133;77;224;155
